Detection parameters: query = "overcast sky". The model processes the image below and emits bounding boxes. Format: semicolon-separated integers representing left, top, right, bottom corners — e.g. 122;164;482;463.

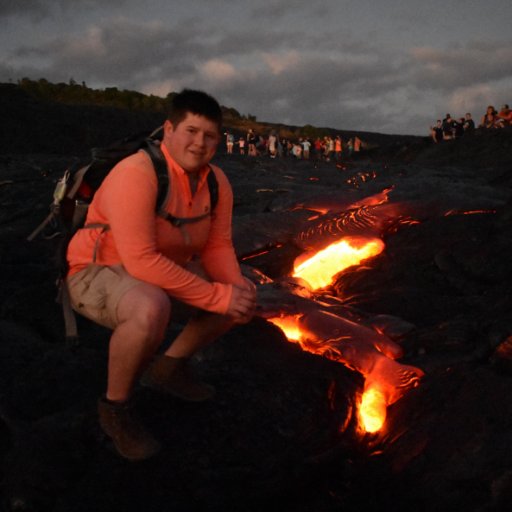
1;0;511;135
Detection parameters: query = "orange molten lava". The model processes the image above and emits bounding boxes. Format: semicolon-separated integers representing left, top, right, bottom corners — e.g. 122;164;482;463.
267;235;422;435
268;315;303;342
359;388;387;433
269;314;388;433
293;236;385;290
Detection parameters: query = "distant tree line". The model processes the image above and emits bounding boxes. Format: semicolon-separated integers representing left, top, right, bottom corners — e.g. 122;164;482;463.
16;77;177;112
16;77;250;121
12;77;389;144
13;78;288;136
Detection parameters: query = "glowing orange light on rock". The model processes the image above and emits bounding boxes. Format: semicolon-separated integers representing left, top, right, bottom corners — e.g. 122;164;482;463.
268;313;389;434
268;315;303;342
267;231;422;436
359;387;387;433
444;208;496;216
292;236;385;290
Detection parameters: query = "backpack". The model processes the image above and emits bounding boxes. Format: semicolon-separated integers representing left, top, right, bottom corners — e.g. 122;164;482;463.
28;125;219;341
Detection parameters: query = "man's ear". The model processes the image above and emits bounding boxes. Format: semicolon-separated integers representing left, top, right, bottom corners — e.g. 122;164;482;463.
164;119;174;135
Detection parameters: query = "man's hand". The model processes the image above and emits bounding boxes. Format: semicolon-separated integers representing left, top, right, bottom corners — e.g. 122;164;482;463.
226;279;257;324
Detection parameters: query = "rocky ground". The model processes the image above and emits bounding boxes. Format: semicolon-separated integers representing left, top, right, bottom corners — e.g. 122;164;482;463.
1;92;512;511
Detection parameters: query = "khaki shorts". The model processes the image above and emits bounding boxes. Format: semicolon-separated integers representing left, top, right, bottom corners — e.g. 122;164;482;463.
66;264;144;330
66;263;204;330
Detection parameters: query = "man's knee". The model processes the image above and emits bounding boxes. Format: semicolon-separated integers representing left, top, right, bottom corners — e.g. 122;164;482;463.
117;284;170;333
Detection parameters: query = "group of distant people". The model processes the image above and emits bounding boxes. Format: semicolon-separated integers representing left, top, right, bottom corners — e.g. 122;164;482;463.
479;104;512;129
430;104;512;143
225;129;363;162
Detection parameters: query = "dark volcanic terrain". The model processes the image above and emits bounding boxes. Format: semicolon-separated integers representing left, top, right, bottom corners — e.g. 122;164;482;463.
1;88;512;511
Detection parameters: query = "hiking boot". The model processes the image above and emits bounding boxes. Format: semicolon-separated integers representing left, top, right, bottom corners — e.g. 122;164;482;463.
141;355;215;402
97;396;161;460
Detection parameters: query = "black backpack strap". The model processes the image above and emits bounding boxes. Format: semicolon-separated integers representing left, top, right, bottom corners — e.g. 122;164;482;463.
157;165;219;227
206;165;219;211
159;211;212;228
57;277;79;343
150;153;219;226
144;140;169;211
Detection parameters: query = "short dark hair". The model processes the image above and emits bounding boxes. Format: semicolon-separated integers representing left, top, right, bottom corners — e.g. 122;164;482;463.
167;89;223;130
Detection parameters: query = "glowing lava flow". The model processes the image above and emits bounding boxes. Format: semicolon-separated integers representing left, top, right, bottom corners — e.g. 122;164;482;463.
358;387;387;433
269;236;398;433
268;314;389;434
268;315;303;342
292;236;385;290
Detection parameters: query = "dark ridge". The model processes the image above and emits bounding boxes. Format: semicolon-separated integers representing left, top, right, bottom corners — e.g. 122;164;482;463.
0;83;166;155
0;81;422;156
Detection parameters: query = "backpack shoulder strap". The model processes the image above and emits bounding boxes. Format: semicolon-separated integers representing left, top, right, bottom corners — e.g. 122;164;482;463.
162;165;219;227
143;140;169;211
206;165;219;211
150;151;220;227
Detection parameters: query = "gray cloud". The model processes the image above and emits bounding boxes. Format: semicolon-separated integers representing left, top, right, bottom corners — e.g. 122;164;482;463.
0;0;128;19
0;0;48;18
409;41;512;91
250;0;332;20
1;1;511;135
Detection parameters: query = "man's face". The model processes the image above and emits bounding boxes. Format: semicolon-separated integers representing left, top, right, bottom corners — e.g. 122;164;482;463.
163;113;220;174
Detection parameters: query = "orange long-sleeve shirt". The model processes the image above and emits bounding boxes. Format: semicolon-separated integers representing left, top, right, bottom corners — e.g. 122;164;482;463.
66;144;244;315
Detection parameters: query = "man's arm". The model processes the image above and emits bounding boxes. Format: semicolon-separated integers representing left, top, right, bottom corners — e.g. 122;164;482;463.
200;167;246;288
105;156;233;315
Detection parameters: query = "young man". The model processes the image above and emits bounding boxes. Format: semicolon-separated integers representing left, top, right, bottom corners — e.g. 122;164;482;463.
66;89;257;460
430;120;443;143
442;113;455;140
